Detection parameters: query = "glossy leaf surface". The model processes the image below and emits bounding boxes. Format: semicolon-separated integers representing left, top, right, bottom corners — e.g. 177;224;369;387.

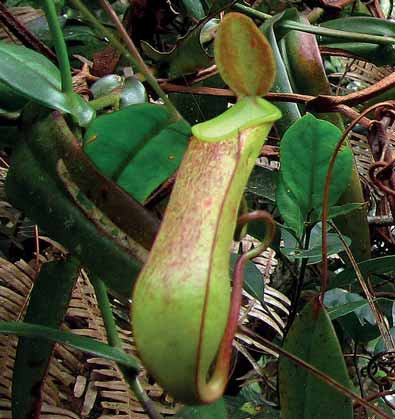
84;104;190;203
0;42;94;126
276;114;353;236
279;301;353;419
12;257;80;419
318;17;395;66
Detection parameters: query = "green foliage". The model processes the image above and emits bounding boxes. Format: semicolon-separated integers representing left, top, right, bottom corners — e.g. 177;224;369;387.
2;1;395;418
84;104;190;203
0;321;139;369
0;42;94;126
12;257;81;419
319;17;395;66
276;114;353;237
279;301;353;419
175;398;228;419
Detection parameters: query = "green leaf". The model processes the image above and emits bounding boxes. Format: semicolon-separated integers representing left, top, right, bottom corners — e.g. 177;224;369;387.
215;12;275;97
277;114;353;234
318;17;395;66
141;22;213;79
0;80;27;111
179;0;206;19
6;136;144;297
279;301;353;419
175;398;228;418
0;42;94;126
84;104;190;203
282;227;351;265
331;256;395;289
225;388;280;419
230;253;264;303
276;172;304;238
0;321;139;370
316;203;364;221
323;289;384;342
246;166;278;202
12;257;81;419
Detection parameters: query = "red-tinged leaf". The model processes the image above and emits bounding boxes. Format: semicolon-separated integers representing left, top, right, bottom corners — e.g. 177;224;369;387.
215;12;275;97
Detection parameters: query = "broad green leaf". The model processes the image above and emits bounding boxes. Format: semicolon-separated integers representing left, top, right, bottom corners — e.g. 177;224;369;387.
12;257;80;419
215;12;275;97
331;256;395;289
0;321;139;370
84;104;190;203
327;300;374;320
276;173;304;238
0;80;27;111
6;137;144;297
246;166;278;202
324;289;383;342
282;230;351;265
277;114;353;234
230;253;264;303
141;22;213;79
0;42;94;126
279;301;353;419
175;398;228;418
316;203;364;221
275;8;370;263
179;0;206;19
318;17;395;66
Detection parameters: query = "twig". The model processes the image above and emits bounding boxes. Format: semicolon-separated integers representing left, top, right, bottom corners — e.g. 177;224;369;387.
0;2;56;62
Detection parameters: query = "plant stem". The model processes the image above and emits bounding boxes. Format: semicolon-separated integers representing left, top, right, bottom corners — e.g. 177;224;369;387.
285;226;312;333
91;276;164;419
89;93;120;111
91;275;122;348
68;0;181;122
41;0;73;94
233;3;395;45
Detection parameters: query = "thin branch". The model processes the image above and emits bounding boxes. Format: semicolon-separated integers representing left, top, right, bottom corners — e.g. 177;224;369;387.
240;326;392;419
0;2;56;62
